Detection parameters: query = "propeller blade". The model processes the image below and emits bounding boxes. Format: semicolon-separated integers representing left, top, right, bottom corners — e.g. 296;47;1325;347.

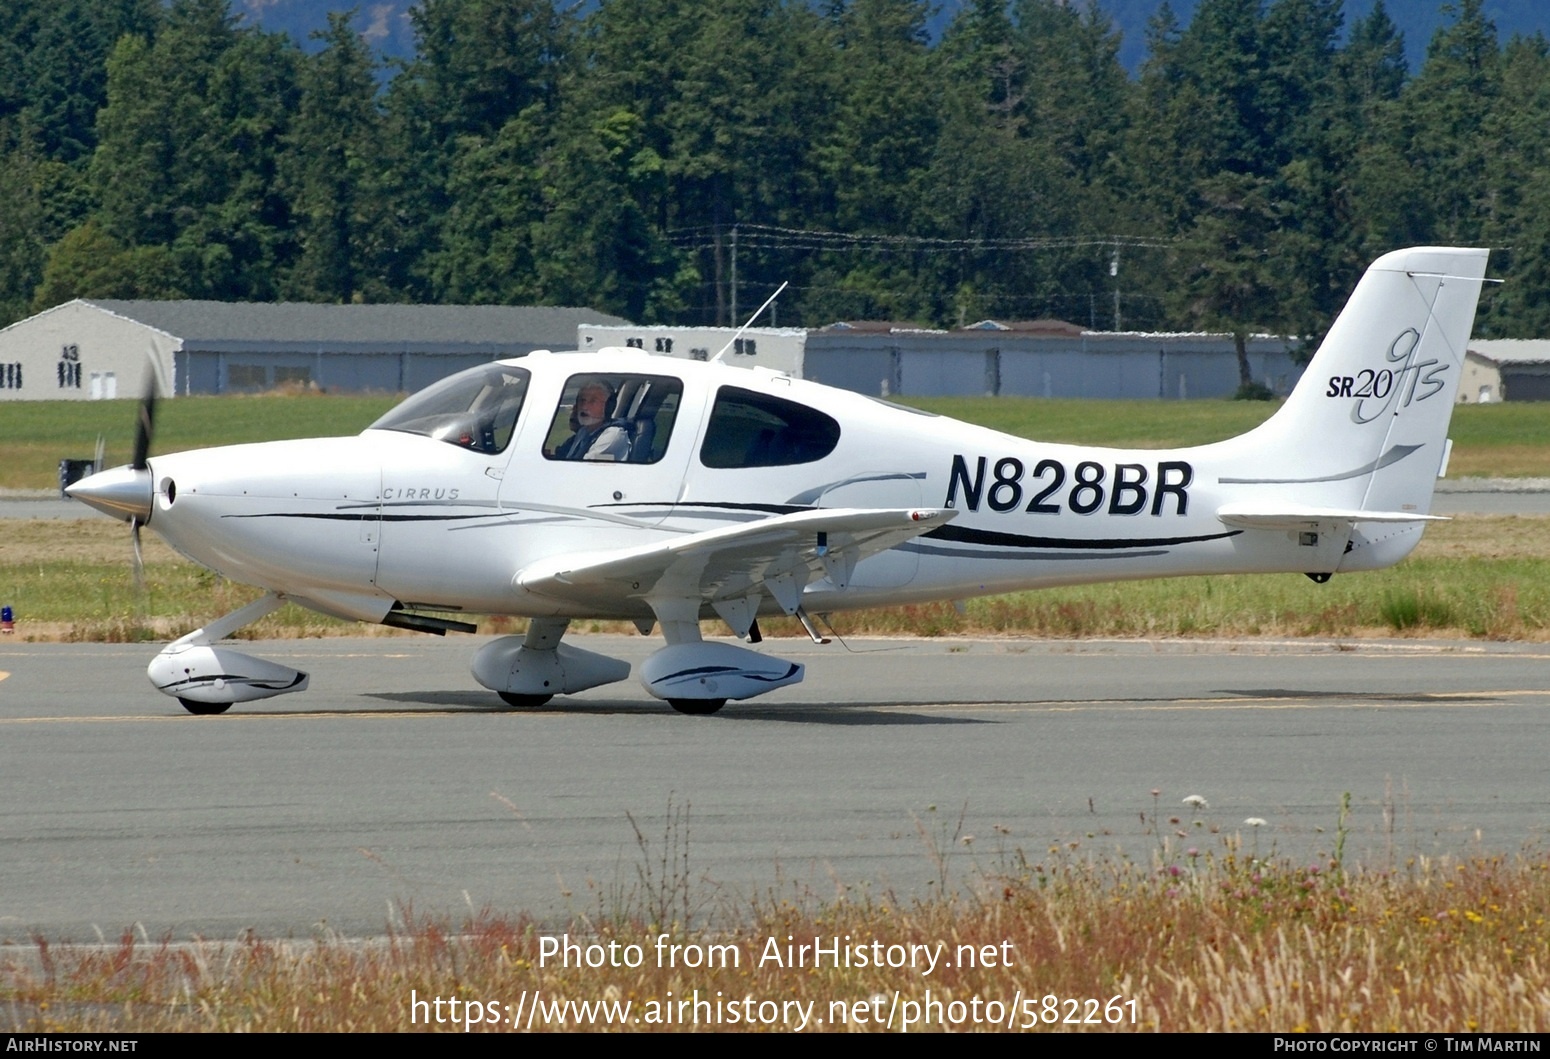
131;519;145;591
132;381;156;471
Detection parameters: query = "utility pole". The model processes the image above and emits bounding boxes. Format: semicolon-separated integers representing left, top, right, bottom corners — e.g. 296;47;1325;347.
1110;246;1122;331
730;224;739;325
713;226;725;326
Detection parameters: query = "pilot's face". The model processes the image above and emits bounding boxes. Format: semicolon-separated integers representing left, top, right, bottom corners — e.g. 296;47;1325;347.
576;384;609;427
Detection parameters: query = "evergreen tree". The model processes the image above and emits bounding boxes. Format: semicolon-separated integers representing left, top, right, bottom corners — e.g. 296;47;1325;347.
90;0;300;300
1400;0;1500;244
23;0;160;164
0;135;46;324
282;12;384;303
383;0;572;301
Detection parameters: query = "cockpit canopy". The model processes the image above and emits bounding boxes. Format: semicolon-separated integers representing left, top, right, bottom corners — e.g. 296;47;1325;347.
369;363;530;454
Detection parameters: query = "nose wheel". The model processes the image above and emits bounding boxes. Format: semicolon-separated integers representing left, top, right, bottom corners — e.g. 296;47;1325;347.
179;698;232;715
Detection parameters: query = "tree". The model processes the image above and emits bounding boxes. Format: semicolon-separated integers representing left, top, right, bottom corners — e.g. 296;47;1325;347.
31;220;190;309
1178;172;1283;393
91;0;300;299
1398;0;1500;244
0;137;46;324
22;0;160;163
281;13;384;302
382;0;572;301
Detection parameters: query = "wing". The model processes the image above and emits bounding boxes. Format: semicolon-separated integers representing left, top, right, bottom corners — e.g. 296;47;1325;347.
514;506;955;629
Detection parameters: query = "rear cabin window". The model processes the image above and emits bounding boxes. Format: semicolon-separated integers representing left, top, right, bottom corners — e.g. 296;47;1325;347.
699;386;841;468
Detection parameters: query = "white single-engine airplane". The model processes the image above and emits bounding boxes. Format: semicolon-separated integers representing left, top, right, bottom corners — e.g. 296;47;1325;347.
68;247;1488;715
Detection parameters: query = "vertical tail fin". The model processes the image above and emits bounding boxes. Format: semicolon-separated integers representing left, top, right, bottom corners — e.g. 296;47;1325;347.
1229;247;1488;518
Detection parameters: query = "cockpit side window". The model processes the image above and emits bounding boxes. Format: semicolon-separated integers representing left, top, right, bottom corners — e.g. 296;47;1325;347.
699;386;841;468
369;364;530;454
543;373;684;464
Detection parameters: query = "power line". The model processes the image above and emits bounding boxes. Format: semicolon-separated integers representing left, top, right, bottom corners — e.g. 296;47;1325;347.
665;223;1175;255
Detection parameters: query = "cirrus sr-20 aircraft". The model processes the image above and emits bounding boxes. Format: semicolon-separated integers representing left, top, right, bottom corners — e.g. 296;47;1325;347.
68;247;1488;715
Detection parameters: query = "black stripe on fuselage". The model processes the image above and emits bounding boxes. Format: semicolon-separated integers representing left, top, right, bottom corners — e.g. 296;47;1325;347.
923;524;1241;550
592;500;809;516
222;512;498;523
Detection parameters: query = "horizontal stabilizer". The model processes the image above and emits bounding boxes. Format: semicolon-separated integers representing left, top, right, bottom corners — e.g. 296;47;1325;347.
515;506;954;610
1217;502;1449;530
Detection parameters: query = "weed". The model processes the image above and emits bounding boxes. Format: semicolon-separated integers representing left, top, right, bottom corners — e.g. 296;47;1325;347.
913;802;969;893
1333;791;1351;878
1379;587;1457;632
625;794;696;933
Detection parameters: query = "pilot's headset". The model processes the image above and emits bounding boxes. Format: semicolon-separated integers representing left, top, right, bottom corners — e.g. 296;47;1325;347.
569;378;618;431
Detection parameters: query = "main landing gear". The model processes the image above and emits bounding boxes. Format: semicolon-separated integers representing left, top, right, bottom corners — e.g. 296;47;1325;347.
472;605;803;716
471;618;630;708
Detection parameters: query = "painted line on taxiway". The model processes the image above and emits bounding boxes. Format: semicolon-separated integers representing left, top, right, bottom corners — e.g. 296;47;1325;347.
2;688;1547;724
0;709;575;724
892;689;1549;714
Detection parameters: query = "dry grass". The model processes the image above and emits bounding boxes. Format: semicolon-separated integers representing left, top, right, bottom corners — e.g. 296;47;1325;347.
1446;443;1550;479
2;844;1545;1032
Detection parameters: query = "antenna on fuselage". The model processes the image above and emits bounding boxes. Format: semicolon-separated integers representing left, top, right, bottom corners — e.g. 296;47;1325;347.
710;281;788;364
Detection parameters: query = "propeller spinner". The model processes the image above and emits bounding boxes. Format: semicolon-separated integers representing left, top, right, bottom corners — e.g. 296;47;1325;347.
65;376;158;582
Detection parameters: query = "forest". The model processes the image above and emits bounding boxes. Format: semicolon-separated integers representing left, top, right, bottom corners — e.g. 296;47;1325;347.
0;0;1545;349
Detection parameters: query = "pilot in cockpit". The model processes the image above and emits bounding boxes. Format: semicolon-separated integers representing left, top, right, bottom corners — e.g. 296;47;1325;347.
555;378;631;461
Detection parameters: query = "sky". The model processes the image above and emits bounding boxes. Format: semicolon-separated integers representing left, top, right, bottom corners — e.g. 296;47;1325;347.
235;0;1550;76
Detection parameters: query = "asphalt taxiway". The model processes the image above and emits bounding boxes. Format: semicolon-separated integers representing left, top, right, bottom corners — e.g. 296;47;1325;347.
0;634;1546;940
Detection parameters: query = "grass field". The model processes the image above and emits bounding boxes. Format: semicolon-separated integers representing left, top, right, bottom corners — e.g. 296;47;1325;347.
4;391;1548;490
4;514;1549;643
0;392;398;490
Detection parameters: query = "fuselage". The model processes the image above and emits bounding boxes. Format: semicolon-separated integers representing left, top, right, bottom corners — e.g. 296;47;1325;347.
134;347;1419;627
57;248;1489;714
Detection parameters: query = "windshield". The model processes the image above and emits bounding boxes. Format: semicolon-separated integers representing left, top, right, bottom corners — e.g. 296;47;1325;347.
369;363;531;454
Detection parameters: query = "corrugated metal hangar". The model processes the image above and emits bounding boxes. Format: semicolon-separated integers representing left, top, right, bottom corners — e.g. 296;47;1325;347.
0;299;629;400
582;319;1306;399
0;299;1350;403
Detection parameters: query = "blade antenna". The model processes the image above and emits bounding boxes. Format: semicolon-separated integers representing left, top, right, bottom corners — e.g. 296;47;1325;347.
710;281;788;364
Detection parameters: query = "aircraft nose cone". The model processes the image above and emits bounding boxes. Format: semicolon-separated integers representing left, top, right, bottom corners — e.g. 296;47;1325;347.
66;465;154;522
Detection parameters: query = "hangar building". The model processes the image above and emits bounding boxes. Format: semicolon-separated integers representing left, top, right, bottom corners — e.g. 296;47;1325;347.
1463;340;1550;402
581;319;1304;399
0;299;628;400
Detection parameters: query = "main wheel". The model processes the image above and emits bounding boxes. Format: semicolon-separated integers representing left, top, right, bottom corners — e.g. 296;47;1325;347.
179;698;231;716
498;692;553;708
668;698;726;716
